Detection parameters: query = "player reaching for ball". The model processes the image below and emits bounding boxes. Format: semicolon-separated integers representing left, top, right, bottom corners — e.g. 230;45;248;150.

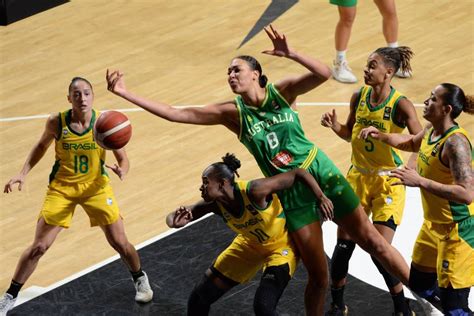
167;153;333;316
0;77;153;315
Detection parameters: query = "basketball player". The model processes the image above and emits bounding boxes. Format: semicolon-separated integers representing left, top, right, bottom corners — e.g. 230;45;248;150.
166;153;333;315
0;77;153;315
330;0;411;83
320;47;422;315
359;83;474;315
107;25;412;315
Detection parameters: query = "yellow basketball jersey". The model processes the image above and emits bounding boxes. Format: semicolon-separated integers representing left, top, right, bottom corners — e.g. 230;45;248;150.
49;109;108;184
216;180;288;246
351;86;406;170
417;125;473;223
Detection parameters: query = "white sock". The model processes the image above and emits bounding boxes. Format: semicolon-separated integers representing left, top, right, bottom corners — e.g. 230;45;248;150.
336;50;347;63
387;41;399;48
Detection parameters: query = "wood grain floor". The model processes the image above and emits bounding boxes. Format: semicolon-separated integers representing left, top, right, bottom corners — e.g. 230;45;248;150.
0;0;472;290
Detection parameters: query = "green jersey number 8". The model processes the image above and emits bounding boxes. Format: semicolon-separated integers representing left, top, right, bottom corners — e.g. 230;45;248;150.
266;132;279;149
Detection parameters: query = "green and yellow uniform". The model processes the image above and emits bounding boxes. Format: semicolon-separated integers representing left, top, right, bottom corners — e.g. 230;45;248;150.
40;109;120;228
348;85;407;224
236;83;359;232
212;180;298;283
412;126;474;288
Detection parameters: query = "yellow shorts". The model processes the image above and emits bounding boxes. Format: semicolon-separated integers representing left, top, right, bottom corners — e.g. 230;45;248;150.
412;219;474;289
39;179;121;228
213;234;298;284
346;167;405;225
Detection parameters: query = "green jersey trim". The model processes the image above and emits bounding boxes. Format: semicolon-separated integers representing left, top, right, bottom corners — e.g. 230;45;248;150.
65;109;96;136
49;160;61;183
427;125;459;145
458;216;474;248
390;95;407;129
366;86;396;112
56;112;62;141
390;148;403;167
245;181;271;211
269;84;297;114
449;201;471;223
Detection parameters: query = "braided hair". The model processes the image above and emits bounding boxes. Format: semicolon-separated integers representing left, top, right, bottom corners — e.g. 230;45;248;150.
208;153;241;182
374;46;414;75
236;55;268;88
439;83;474;119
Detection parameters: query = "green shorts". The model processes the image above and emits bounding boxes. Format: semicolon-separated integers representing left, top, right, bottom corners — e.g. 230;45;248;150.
330;0;357;7
277;150;360;232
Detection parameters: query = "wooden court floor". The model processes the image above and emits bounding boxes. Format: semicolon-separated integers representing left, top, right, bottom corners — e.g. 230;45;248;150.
0;0;472;294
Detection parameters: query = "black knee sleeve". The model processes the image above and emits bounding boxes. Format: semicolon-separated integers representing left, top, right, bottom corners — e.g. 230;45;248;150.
408;266;442;311
253;264;291;316
330;239;356;281
440;287;472;315
370;256;401;288
187;273;231;316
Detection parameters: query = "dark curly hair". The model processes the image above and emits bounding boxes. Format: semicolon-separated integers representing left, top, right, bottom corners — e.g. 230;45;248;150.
374;46;414;75
207;153;241;182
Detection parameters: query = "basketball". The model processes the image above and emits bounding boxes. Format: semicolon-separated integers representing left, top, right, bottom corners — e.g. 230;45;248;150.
93;110;132;150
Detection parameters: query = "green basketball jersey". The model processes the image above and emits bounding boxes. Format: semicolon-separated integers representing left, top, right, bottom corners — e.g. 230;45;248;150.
236;83;317;176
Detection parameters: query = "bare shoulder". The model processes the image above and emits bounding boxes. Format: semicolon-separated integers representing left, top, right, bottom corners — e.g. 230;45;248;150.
45;112;60;134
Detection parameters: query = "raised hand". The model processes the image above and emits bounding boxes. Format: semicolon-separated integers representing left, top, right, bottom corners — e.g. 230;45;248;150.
106;69;127;96
321;109;337;128
262;24;291;57
4;174;26;193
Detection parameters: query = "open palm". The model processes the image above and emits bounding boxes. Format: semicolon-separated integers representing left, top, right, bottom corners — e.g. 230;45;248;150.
262;24;290;57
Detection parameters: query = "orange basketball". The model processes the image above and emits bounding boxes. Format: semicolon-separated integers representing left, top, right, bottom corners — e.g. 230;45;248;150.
93;111;132;150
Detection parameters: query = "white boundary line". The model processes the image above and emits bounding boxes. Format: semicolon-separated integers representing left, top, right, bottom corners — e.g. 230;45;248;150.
14;213;214;307
0;102;426;123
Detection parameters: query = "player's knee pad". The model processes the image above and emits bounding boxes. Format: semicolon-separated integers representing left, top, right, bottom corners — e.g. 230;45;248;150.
408;266;438;296
330;239;356;281
440;287;472;315
253;264;291;316
409;266;442;310
370;256;401;288
187;274;229;316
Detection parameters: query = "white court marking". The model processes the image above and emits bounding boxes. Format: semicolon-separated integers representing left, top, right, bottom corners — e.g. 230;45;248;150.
0;102;427;123
6;104;472;310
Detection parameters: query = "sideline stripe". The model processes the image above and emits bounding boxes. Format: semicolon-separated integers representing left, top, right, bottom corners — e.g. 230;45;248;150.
0;102;425;123
14;213;214;307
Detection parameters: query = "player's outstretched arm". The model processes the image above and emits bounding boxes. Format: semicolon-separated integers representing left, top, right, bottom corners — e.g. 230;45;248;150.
262;25;331;105
106;69;239;132
4;114;57;193
166;200;219;228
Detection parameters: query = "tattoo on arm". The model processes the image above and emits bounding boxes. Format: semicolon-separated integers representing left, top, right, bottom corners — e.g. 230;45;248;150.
446;134;473;189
